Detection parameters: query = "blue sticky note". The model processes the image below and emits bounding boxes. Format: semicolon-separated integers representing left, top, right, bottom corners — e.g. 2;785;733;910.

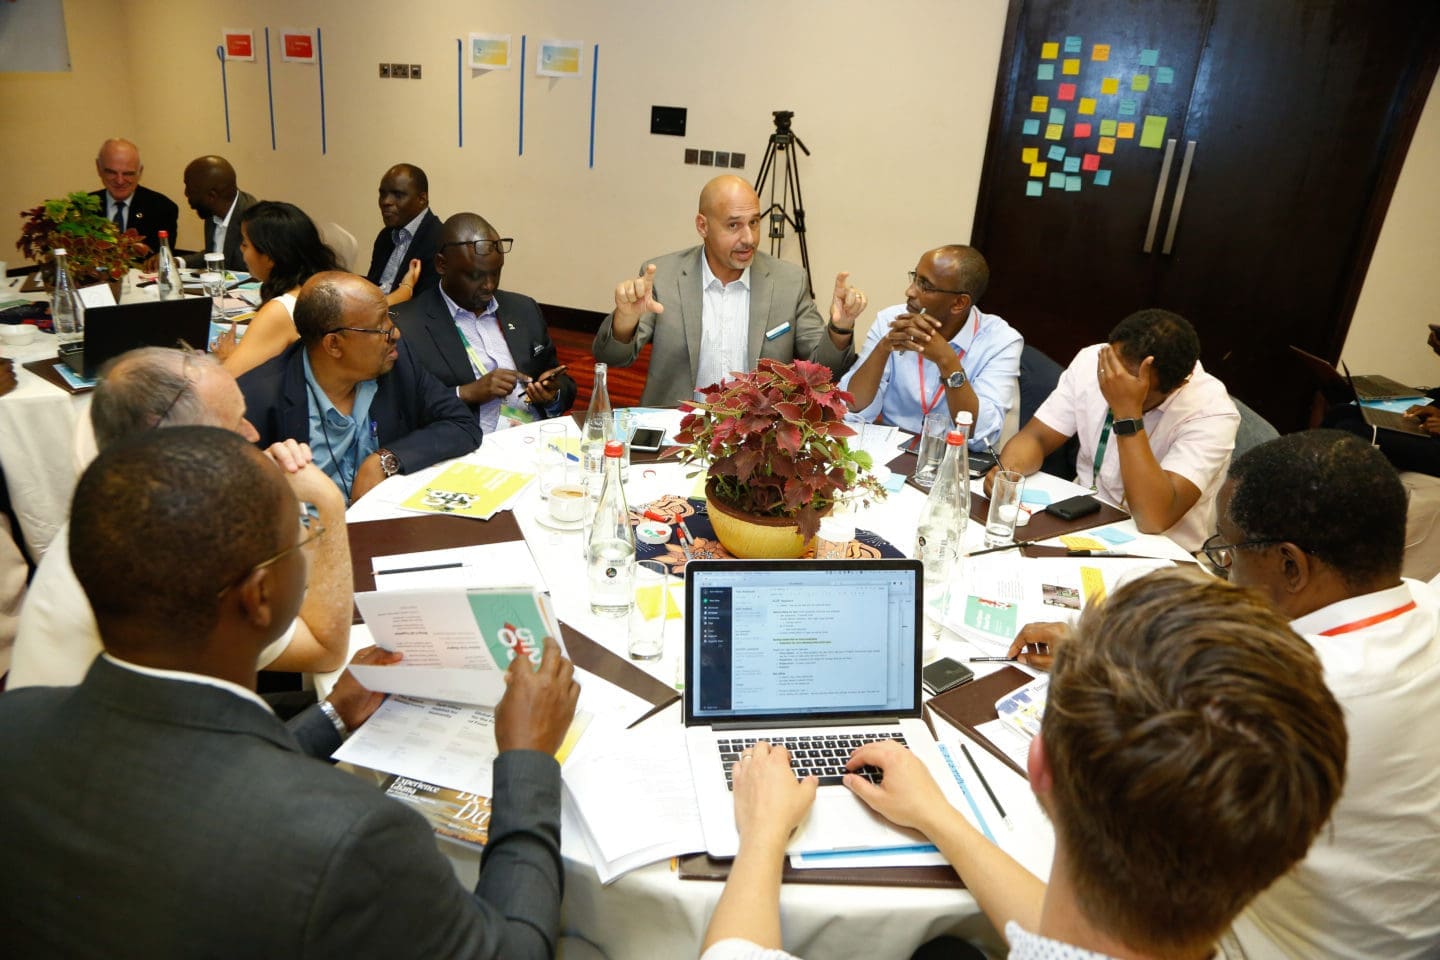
1156;66;1175;84
1025;180;1043;197
1022;118;1041;136
1037;63;1055;81
1050;107;1066;125
1094;169;1112;186
1119;98;1137;116
1064;156;1080;172
1049;172;1066;189
1047;144;1067;162
1064;36;1082;54
1093;526;1134;545
1020;489;1053;507
1139;48;1159;66
1065;175;1081;192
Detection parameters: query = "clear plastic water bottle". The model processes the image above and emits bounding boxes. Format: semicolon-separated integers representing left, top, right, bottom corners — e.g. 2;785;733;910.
587;440;635;617
156;230;182;301
915;430;968;652
953;410;973;518
50;248;83;347
582;362;612;498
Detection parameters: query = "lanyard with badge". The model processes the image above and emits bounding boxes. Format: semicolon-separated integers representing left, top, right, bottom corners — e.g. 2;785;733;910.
1316;600;1416;636
917;310;979;417
1090;410;1115;492
456;322;534;429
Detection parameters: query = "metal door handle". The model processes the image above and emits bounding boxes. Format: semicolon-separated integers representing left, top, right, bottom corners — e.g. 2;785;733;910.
1143;138;1177;254
1161;140;1197;255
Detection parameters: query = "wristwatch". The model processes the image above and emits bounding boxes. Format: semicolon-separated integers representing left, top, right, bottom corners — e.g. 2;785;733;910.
377;448;401;477
944;368;969;389
1112;417;1145;436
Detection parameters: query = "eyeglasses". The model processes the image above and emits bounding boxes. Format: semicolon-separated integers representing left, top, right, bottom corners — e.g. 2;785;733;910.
154;341;199;429
1200;533;1283;570
332;312;400;343
907;271;967;297
217;501;325;597
441;237;514;256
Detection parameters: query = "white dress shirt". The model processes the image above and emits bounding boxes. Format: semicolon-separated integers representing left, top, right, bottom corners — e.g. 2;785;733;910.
694;256;751;398
439;286;524;434
211;192;240;257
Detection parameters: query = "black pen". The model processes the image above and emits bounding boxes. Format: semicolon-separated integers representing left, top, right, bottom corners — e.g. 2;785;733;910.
961;742;1011;829
968;656;1017;663
378;561;464;575
984;438;1006;474
1067;549;1137;558
967;541;1026;558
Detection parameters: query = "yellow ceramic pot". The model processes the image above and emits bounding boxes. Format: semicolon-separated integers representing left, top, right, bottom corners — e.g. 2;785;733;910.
705;478;815;559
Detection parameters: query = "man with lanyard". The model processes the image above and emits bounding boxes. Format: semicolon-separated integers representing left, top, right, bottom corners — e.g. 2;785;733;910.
393;213;575;433
992;308;1237;551
239;272;481;503
840;245;1021;449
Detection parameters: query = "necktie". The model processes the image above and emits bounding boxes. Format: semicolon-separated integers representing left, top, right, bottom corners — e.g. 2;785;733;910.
378;227;411;293
113;200;127;233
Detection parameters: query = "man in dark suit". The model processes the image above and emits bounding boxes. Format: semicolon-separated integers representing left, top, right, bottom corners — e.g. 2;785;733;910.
593;174;868;407
89;138;179;256
395;213;575;431
365;163;442;297
182;154;256;271
0;426;580;957
238;271;482;502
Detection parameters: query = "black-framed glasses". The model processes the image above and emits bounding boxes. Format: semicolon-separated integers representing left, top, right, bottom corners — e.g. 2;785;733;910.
154;340;199;429
332;312;400;343
1200;533;1283;570
441;237;513;256
907;271;967;297
217;501;325;597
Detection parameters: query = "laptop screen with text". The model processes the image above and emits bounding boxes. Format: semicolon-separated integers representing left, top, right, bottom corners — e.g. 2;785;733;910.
683;559;922;726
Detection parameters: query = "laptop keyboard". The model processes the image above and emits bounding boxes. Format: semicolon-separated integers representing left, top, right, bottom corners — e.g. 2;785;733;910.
718;732;907;790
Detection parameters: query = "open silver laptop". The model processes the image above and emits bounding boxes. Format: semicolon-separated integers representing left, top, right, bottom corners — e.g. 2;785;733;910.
683;558;947;858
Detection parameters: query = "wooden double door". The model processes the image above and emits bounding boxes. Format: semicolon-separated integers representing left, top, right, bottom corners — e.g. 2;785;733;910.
971;0;1439;430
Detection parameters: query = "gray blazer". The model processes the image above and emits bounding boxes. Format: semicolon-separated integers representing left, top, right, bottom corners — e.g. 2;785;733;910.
0;657;564;958
592;246;855;407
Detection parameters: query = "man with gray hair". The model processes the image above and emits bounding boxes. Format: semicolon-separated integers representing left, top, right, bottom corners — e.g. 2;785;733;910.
89;138;179;256
8;347;353;689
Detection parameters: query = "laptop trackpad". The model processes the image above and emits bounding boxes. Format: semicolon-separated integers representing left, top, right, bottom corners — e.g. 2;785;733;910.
786;788;928;854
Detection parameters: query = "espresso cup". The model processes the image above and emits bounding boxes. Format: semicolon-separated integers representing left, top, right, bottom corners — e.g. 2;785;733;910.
548;483;589;522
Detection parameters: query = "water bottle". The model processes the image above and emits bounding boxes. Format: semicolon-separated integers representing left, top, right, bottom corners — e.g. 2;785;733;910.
587;440;636;617
582;363;612;498
953;410;973;518
156;230;182;301
51;248;83;347
915;430;968;652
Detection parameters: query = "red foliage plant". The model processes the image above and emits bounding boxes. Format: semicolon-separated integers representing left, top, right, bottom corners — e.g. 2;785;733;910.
675;359;885;540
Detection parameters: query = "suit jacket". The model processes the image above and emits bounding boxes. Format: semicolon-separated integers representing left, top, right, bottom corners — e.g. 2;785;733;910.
89;184;179;258
201;189;258;272
592;246;855;407
237;339;483;477
366;209;443;296
0;657;563;957
394;285;578;416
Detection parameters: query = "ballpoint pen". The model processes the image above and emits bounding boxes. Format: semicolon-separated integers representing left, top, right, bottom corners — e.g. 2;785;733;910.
961;742;1011;829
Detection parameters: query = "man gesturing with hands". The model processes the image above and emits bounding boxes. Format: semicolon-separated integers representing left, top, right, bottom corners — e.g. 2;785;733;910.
593;174;865;406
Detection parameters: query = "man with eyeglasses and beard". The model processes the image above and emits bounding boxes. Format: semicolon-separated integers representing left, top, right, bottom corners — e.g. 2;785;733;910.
840;245;1022;450
394;213;575;432
239;272;481;502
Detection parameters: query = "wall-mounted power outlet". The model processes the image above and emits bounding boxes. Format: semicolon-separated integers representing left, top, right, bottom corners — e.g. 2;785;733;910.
378;62;391;78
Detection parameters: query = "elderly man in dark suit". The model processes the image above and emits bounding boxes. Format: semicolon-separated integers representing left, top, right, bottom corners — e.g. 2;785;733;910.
593;174;868;407
395;213;575;431
365;163;443;297
182;154;256;271
238;272;482;502
0;425;580;957
89;138;179;256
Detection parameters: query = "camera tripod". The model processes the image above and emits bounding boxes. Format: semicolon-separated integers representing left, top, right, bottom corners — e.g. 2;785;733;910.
753;110;814;298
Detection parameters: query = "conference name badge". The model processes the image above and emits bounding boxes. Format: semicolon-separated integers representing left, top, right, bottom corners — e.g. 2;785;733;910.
765;321;791;341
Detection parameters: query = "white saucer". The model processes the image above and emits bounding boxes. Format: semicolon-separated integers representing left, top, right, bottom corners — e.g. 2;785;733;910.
535;512;585;532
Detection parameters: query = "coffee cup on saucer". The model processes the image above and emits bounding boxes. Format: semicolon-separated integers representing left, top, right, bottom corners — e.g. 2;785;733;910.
548;484;588;523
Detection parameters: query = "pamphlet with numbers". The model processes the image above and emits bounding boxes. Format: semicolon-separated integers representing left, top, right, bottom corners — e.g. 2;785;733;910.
350;587;561;707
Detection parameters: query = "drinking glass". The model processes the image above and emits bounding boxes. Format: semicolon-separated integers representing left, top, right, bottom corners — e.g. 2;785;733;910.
628;560;671;660
985;470;1026;547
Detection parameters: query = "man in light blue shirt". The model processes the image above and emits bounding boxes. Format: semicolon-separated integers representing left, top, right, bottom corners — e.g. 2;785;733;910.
840;245;1022;448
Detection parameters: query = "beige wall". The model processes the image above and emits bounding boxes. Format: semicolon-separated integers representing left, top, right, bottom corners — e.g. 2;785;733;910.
2;0;1433;377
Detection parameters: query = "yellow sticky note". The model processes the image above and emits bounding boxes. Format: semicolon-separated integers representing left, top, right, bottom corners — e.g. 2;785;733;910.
1131;73;1151;92
1060;535;1107;551
1062;58;1080;75
1080;566;1107;603
1041;41;1059;59
1098;136;1116;154
689;468;709;499
1117;121;1136;139
1044;123;1063;141
636;583;684;621
1030;161;1047;177
1031;95;1049;113
1100;77;1119;95
1022;147;1039;164
1078;97;1096;115
1139;114;1168;148
1092;44;1110;61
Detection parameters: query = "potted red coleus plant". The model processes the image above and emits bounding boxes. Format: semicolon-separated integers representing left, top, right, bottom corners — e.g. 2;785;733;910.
17;191;150;285
675;358;886;557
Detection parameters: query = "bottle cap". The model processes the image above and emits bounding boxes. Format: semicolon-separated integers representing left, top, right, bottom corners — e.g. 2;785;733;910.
158;230;169;238
604;440;624;457
53;248;67;256
955;411;974;425
945;431;965;445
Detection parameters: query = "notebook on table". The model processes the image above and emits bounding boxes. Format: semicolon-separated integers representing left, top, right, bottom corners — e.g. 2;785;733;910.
683;558;950;858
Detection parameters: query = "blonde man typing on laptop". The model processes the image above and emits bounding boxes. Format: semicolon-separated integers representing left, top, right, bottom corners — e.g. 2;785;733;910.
699;570;1347;960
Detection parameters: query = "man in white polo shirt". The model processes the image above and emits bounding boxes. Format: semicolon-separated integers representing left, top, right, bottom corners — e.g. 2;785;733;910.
994;308;1238;551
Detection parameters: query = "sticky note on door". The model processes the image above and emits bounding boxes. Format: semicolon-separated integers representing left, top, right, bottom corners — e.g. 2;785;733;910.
1140;114;1168;148
1078;97;1096;115
1100;77;1119;95
1045;123;1063;140
1094;169;1112;186
1156;66;1175;84
1131;73;1151;92
1032;95;1049;113
1026;180;1043;197
1073;122;1092;138
1091;44;1110;61
1098;136;1116;154
1117;121;1136;138
1049;172;1066;189
1041;41;1059;59
1063;156;1080;173
1047;144;1067;161
1139;49;1160;66
1030;161;1047;177
1062;58;1080;75
1057;82;1076;101
1037;63;1055;80
1099;118;1118;136
1023;118;1040;135
1022;147;1039;164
